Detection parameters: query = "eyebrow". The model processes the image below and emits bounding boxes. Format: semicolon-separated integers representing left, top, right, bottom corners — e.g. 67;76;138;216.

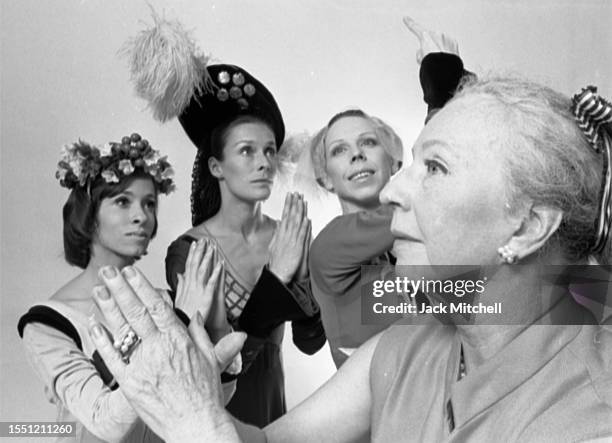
116;190;157;199
328;131;377;146
412;139;454;157
232;139;275;147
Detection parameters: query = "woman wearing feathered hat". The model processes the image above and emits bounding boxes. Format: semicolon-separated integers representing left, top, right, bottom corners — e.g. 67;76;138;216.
123;13;325;427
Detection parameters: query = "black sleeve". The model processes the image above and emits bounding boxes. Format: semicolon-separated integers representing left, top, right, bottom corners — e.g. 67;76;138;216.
420;52;474;118
165;235;197;301
291;314;326;355
18;306;119;390
238;268;320;339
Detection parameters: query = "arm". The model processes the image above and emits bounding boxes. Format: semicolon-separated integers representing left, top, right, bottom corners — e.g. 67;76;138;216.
402;16;473;120
291;313;326;355
262;332;382;442
309;207;395;296
419;52;472;116
201;329;380;443
91;263;378;443
168;237;297;372
239;268;325;364
22;323;138;442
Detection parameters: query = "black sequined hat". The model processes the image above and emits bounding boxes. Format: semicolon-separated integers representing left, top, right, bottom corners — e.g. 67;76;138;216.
123;12;285;151
124;12;286;225
178;64;285;150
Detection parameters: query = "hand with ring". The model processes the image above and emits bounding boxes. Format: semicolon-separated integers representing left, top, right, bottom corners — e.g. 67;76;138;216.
90;265;245;443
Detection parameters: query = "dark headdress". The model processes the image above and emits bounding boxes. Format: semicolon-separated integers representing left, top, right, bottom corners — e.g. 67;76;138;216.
123;11;285;225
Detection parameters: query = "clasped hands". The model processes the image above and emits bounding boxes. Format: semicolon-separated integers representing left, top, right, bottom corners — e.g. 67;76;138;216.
268;192;312;284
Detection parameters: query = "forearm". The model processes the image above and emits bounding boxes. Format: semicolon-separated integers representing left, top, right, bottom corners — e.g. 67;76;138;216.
310;208;394;294
239;268;318;338
263;334;380;443
22;324;139;441
420;52;472;116
87;389;139;441
292;314;326;355
167;408;242;443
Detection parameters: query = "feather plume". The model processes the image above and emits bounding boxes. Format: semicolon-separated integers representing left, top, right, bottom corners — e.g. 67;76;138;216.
276;131;329;200
121;9;214;122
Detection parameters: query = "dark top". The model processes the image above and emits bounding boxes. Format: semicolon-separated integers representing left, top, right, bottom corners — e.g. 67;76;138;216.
165;233;325;427
309;52;470;368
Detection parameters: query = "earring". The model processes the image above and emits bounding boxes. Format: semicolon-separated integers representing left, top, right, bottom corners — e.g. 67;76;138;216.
497;245;517;264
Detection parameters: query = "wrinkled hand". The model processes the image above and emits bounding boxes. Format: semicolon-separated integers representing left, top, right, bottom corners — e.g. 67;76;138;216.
268;192;311;284
90;266;245;443
403;16;459;64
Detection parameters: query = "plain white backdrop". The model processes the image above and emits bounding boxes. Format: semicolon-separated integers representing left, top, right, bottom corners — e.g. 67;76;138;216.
2;0;611;434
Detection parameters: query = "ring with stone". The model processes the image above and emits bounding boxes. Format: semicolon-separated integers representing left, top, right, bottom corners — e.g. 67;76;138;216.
113;327;141;364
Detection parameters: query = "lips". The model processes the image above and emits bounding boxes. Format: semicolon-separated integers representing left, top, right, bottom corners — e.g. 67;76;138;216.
126;231;149;240
251;178;273;184
390;225;422;243
348;169;375;181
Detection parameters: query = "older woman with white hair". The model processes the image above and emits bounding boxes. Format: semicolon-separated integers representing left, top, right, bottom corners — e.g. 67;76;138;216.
89;75;612;442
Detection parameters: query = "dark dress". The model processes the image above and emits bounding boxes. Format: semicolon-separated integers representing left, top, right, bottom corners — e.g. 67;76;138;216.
165;231;325;427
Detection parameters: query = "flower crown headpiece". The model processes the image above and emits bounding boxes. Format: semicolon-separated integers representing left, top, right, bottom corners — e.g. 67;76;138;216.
56;132;175;195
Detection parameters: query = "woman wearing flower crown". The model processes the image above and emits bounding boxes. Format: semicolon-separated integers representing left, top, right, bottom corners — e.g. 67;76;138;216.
16;134;228;442
123;14;325;427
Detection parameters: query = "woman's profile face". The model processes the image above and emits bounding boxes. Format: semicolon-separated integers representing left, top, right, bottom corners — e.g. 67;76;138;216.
323;116;395;210
93;177;158;262
380;95;516;266
214;120;277;203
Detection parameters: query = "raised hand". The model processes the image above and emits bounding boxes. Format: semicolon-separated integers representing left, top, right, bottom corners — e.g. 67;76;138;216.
268;192;311;284
403;16;459;64
175;238;222;319
90;266;245;442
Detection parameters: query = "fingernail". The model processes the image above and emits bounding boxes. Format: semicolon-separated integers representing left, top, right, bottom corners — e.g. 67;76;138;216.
101;266;117;279
93;285;110;300
122;266;137;280
91;324;104;338
196;311;204;326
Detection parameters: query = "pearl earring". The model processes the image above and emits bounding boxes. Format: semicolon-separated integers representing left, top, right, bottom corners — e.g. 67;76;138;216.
497;245;517;264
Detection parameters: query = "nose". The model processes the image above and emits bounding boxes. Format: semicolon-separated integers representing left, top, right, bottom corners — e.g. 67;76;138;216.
379;168;410;208
350;145;366;163
131;204;149;225
256;150;275;173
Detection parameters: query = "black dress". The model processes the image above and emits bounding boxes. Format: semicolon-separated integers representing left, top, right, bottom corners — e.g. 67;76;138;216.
165;232;325;427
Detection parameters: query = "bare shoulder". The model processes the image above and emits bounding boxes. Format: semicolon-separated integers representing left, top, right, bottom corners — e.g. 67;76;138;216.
49;273;94;313
184;223;211;239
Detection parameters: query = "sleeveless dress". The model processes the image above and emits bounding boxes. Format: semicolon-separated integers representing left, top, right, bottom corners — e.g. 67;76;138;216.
369;299;612;442
165;230;325;427
18;300;163;443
